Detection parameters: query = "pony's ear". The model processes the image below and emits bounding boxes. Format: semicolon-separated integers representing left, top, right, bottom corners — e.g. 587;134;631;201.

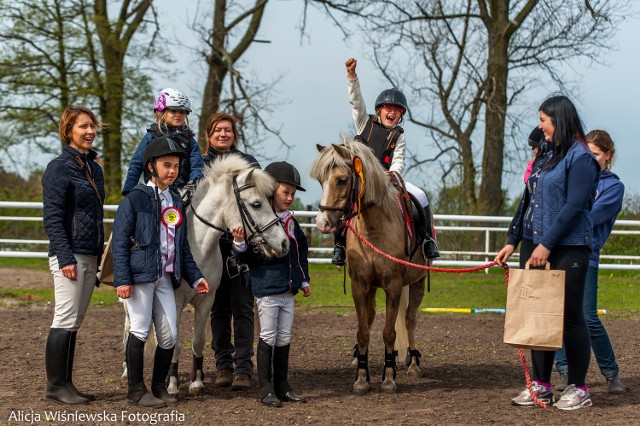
316;143;326;152
332;144;351;159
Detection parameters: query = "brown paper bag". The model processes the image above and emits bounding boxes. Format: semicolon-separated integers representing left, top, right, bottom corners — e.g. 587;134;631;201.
96;232;114;286
503;262;565;351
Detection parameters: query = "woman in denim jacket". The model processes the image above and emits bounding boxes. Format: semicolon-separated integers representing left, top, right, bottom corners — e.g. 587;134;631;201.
495;95;599;410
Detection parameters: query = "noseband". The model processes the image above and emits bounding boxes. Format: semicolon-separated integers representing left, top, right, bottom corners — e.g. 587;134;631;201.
317;166;361;223
188;174;281;253
232;175;281;252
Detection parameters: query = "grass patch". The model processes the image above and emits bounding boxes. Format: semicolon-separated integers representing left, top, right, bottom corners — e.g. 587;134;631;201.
0;257;49;271
0;285;120;307
302;264;640;315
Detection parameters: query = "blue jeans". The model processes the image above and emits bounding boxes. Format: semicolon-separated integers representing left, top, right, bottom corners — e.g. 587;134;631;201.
555;266;619;378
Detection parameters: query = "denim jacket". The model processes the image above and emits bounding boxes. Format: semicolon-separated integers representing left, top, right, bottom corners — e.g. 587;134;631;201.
508;140;598;249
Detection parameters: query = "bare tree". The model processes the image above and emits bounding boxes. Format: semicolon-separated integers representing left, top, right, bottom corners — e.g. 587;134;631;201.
306;0;627;214
195;0;289;154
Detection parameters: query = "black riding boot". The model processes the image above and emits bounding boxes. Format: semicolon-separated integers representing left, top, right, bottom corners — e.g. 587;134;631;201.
274;344;307;403
152;346;177;405
45;328;89;405
257;339;281;407
422;205;440;260
125;334;166;408
331;232;346;266
66;330;96;401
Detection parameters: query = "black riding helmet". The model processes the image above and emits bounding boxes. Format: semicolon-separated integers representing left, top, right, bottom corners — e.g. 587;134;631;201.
528;127;545;148
143;135;188;177
374;88;408;113
264;161;306;191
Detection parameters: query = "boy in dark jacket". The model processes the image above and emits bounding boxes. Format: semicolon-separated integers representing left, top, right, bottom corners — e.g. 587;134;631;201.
235;161;311;408
113;136;209;408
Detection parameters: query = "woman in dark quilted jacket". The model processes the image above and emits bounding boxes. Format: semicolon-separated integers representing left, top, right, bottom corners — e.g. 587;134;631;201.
42;105;106;405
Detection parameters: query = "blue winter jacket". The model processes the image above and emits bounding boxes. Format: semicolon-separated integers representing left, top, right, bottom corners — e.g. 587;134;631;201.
590;170;624;267
112;184;203;288
122;125;204;195
508;140;598;249
42;146;105;269
240;215;309;297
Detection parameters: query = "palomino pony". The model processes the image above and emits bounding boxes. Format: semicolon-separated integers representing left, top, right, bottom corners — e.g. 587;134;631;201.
122;154;289;397
310;138;427;394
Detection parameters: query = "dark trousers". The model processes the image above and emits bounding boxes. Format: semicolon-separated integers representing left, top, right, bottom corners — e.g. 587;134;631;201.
520;239;591;387
210;270;255;376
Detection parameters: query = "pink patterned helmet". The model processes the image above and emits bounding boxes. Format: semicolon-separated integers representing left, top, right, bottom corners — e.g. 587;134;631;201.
153;88;191;113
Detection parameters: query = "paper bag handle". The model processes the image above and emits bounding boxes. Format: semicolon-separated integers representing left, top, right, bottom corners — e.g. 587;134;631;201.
524;261;551;270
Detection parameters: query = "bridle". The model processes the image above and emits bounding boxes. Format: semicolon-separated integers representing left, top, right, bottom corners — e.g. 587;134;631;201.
188;174;281;253
317;165;361;225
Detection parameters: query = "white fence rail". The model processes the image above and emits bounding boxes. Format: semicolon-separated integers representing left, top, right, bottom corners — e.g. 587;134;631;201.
2;201;640;270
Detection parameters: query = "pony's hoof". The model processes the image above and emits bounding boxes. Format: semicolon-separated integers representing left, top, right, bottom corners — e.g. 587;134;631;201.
188;381;205;396
380;379;397;393
407;365;421;379
167;376;179;396
353;381;369;395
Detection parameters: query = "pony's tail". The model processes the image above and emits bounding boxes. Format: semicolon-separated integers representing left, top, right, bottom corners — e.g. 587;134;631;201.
394;286;410;363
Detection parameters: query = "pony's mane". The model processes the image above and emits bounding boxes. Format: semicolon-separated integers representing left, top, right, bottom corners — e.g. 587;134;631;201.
310;135;397;213
196;153;275;200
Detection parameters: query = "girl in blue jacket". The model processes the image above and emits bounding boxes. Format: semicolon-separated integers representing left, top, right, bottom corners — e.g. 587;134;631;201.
113;136;209;408
555;130;626;393
236;161;311;408
122;88;203;195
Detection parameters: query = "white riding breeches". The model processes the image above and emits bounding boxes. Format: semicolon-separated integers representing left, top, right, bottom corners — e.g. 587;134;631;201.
50;254;97;331
125;272;177;349
256;292;295;347
404;181;429;208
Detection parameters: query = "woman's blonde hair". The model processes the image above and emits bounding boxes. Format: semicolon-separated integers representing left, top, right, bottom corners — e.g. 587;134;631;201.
58;106;104;144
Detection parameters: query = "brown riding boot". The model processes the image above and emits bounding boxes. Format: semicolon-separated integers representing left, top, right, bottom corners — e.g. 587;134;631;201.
231;373;251;391
215;368;233;387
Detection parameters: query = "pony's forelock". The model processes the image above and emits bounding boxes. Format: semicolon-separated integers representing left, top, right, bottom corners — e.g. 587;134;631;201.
311;136;396;214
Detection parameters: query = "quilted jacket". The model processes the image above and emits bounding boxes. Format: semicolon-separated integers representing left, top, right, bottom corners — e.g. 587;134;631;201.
42;146;105;269
111;184;203;288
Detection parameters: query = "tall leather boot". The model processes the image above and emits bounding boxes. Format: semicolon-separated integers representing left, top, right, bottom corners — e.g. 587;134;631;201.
422;206;440;260
273;344;307;403
66;331;96;401
331;232;346;266
45;328;89;405
257;339;281;407
151;346;177;405
126;334;166;408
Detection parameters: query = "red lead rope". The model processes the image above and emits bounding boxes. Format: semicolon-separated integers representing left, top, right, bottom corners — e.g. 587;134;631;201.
345;222;548;408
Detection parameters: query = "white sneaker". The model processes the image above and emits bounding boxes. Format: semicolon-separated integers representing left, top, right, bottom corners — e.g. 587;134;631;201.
553;384;592;410
511;381;555;406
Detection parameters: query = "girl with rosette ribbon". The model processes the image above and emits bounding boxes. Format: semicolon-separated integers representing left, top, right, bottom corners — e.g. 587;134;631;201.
112;135;210;408
234;161;311;408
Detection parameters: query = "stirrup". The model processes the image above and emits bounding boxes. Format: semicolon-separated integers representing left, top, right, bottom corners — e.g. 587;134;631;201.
422;237;440;260
331;244;346;266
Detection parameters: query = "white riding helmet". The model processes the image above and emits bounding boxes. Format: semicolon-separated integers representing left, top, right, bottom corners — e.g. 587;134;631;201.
153;88;191;113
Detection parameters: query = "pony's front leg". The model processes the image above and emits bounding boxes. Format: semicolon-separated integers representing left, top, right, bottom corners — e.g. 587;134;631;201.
381;286;402;393
188;293;212;396
405;280;425;378
352;286;375;395
167;282;192;397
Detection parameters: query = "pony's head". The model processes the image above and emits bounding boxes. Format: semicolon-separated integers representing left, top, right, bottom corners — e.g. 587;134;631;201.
192;154;289;258
310;135;396;234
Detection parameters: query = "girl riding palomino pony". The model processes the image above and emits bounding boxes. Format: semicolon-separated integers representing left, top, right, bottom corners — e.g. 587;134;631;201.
311;137;428;394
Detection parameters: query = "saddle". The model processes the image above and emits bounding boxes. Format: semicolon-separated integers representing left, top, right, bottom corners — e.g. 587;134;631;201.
388;172;428;258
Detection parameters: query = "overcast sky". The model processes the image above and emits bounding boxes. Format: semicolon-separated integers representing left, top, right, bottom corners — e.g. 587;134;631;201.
142;1;640;206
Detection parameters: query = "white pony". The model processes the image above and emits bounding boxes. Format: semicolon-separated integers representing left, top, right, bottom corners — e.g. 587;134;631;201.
122;154;289;397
